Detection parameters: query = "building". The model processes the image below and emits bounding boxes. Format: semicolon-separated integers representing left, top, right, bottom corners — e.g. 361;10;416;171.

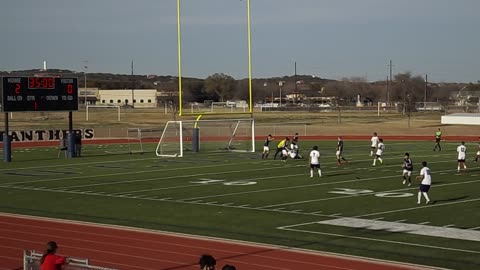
98;89;157;108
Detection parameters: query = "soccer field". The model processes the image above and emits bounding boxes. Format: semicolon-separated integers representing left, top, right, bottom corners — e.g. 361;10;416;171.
0;140;479;269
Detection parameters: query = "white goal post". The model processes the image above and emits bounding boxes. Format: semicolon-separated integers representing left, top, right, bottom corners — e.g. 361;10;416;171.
155;118;255;157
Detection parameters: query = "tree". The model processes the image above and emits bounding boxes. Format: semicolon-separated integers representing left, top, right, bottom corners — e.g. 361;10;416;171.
204;73;236;102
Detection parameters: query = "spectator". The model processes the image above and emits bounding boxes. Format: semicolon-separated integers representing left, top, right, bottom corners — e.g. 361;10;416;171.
40;241;68;270
199;254;216;270
222;264;237;270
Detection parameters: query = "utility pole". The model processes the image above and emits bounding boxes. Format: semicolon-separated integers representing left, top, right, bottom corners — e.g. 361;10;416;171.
131;60;135;109
83;61;88;107
424;74;428;107
294;61;298;103
387;60;393;105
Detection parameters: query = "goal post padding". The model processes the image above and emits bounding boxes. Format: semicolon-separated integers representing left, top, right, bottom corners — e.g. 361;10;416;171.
23;250;117;270
156;118;255;157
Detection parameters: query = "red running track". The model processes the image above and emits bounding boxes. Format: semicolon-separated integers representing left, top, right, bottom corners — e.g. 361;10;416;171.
0;213;436;270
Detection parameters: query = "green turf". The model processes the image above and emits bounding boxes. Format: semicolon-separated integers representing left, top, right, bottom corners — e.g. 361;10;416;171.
1;140;479;270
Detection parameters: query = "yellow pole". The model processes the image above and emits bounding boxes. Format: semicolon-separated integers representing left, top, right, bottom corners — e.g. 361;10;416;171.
194;114;203;128
247;0;253;114
177;0;183;116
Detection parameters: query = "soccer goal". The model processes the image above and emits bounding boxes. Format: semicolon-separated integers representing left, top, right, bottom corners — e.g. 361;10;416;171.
155;118;255;157
100;128;145;155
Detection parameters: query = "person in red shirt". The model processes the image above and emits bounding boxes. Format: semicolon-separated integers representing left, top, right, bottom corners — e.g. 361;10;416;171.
40;241;68;270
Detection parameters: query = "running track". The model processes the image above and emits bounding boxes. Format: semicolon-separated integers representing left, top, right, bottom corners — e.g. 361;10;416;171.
0;213;438;270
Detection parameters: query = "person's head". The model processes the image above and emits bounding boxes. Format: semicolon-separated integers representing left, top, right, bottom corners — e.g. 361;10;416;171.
338;136;342;141
373;132;377;136
285;137;290;141
295;133;299;136
404;153;409;158
222;265;237;270
422;161;427;167
461;141;465;145
438;128;441;131
199;254;216;270
379;138;383;142
46;241;58;253
313;146;318;150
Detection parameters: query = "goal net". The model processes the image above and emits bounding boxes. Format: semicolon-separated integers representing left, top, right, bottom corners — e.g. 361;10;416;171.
99;128;145;155
155;118;255;157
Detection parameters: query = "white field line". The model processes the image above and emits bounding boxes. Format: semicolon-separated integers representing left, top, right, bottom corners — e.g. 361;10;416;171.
356;197;480;218
277;227;480;255
0;150;452;187
177;160;455;202
258;172;479;209
2;180;480;221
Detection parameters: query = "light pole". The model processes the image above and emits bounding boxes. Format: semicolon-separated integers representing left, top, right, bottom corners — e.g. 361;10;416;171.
83;62;88;107
279;81;284;108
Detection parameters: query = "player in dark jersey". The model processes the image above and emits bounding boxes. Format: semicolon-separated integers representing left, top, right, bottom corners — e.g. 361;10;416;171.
336;137;348;166
402;153;413;186
261;134;273;159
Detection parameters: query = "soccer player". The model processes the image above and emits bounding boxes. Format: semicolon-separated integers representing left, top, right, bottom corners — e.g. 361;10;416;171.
309;146;321;178
370;132;379;156
416;161;432;204
293;132;299;144
274;137;289;160
433;128;442;151
457;141;467;172
336;136;348;166
288;140;302;159
402;153;413;186
261;134;273;159
372;138;385;166
474;142;480;162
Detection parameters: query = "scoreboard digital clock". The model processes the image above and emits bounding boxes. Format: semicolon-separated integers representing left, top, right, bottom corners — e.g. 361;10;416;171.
1;77;78;112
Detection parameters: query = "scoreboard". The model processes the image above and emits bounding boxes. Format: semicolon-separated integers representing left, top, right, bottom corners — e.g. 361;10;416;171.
1;77;78;112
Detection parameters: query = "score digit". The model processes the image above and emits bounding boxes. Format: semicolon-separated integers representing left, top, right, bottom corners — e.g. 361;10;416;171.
67;84;73;94
15;83;21;94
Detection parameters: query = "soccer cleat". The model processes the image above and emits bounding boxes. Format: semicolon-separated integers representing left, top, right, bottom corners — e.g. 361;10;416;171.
337;162;341;166
408;183;412;187
426;200;430;204
402;180;406;185
417;201;421;204
380;159;383;164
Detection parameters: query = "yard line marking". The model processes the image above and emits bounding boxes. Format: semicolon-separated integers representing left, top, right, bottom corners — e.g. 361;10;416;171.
357;197;480;218
393;219;407;223
469;226;480;230
2;152;453;188
278;227;480;254
372;217;384;220
331;213;343;217
418;222;430;225
257;177;480;209
274;208;285;211
311;211;323;214
443;224;456;228
238;204;250;207
291;209;303;212
206;201;218;204
222;203;234;206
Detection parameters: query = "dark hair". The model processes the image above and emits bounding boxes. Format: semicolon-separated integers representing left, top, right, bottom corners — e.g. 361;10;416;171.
40;241;58;264
462;141;465;145
379;138;383;142
313;146;318;150
199;254;216;269
422;161;427;167
405;153;409;156
222;265;237;270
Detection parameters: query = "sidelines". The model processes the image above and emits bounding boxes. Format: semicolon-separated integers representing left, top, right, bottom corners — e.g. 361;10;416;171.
0;212;448;270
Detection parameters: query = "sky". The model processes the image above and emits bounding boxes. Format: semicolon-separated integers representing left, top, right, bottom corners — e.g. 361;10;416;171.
1;0;479;83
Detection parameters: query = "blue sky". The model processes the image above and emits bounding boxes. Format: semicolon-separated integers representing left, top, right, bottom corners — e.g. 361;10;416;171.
1;0;479;82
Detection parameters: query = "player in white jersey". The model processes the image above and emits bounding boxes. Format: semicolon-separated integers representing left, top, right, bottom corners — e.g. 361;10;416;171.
372;138;384;166
309;146;321;178
370;132;379;156
416;161;432;204
457;141;467;172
